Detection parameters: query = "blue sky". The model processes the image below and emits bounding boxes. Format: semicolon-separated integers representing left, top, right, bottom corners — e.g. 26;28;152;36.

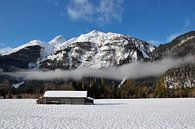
0;0;194;49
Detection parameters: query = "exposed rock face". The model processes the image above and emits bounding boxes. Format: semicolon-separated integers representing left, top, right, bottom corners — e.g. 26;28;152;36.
164;64;195;88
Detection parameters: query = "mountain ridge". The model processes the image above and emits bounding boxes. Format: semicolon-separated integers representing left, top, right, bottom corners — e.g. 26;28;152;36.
0;30;156;70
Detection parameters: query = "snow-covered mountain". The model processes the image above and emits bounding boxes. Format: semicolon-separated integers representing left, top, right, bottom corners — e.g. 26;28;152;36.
0;30;155;71
0;40;54;58
39;30;155;69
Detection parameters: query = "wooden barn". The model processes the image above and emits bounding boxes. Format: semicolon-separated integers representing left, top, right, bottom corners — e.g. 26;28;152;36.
37;91;94;105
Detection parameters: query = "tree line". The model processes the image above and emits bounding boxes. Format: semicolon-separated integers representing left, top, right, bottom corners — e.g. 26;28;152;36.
0;76;195;98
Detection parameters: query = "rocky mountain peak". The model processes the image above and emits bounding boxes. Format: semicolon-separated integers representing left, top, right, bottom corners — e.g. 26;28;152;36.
49;35;65;47
39;31;155;70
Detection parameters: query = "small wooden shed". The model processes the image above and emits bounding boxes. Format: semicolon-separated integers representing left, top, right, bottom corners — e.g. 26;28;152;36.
37;91;94;104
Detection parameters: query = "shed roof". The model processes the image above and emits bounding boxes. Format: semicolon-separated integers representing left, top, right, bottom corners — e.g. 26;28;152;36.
43;91;87;98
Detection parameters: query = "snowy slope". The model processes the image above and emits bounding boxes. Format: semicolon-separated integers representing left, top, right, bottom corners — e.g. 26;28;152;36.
1;40;42;56
48;35;65;50
0;40;55;59
0;47;13;55
58;30;154;53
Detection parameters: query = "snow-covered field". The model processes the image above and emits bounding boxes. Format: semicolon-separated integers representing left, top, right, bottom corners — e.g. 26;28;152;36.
0;99;195;129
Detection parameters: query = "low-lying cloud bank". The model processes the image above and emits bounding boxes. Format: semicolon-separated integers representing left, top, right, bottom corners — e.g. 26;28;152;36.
2;55;195;80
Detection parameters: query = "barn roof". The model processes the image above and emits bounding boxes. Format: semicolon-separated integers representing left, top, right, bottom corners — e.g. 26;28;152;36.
43;91;87;98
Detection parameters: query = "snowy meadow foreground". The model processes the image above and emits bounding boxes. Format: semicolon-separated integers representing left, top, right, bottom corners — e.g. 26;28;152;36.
0;99;195;129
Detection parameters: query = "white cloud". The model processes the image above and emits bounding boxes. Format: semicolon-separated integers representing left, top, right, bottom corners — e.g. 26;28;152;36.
67;0;124;25
47;0;59;6
97;0;123;23
67;0;94;21
4;55;195;80
52;0;59;6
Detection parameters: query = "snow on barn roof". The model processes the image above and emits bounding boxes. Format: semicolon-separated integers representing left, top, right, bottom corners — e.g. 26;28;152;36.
43;91;87;98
